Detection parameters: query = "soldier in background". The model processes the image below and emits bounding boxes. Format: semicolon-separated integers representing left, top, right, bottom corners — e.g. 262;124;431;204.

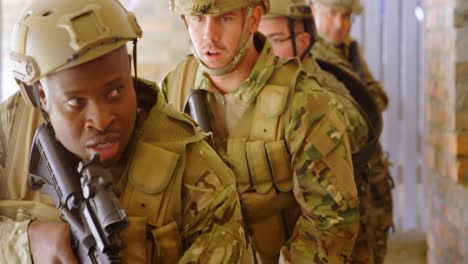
162;0;366;262
259;1;387;263
0;0;248;262
311;0;389;110
310;0;394;263
257;0;371;140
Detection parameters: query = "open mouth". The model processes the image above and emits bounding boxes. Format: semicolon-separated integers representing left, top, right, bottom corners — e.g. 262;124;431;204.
205;50;222;58
207;50;219;55
88;140;120;162
87;135;121;162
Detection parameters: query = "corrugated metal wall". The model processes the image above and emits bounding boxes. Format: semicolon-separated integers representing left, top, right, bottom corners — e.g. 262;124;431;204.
351;0;426;231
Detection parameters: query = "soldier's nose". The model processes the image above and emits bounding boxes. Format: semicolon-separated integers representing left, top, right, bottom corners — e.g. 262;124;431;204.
85;103;116;132
203;17;220;42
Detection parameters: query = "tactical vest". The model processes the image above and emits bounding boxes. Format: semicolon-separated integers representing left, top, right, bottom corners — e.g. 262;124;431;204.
0;86;214;263
119;95;208;263
167;55;304;263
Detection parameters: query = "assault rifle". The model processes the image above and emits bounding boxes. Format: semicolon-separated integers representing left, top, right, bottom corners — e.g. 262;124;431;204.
28;123;128;264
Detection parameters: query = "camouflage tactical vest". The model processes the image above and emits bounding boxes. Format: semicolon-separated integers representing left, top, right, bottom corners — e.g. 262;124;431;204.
118;91;209;263
165;55;304;263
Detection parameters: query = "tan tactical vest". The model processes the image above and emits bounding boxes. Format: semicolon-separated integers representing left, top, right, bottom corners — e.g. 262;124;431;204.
0;92;215;263
166;55;303;263
118;95;208;263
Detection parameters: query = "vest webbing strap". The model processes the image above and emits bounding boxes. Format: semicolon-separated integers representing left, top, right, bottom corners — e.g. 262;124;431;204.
169;56;200;111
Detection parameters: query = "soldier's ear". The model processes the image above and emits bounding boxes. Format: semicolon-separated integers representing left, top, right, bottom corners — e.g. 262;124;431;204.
37;82;48;111
249;5;263;33
297;32;312;53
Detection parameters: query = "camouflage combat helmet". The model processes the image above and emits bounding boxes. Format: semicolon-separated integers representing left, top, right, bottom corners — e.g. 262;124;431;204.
10;0;142;107
312;0;363;15
170;0;270;76
264;0;317;59
265;0;312;19
170;0;270;16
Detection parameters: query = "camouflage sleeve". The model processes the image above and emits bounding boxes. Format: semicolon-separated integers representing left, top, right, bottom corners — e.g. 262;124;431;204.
179;140;248;263
315;70;369;153
0;217;32;263
357;46;389;112
333;93;369;154
283;80;360;263
0;93;32;263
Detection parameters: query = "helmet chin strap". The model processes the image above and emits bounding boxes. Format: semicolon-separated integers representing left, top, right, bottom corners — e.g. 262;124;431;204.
288;17;315;60
28;80;50;122
302;18;317;60
191;7;255;76
288;18;299;58
132;39;138;81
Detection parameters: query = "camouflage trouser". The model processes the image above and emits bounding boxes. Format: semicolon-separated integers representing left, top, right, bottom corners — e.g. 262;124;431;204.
350;144;394;264
368;145;394;264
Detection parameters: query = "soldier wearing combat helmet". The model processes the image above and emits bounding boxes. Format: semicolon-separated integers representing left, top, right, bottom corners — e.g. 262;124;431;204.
310;0;394;263
259;1;392;263
311;0;389;110
0;0;248;262
163;0;364;262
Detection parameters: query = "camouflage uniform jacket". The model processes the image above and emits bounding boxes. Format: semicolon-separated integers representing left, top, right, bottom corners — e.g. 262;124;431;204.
0;82;248;263
312;37;394;264
301;57;369;153
162;36;363;263
303;56;378;263
312;37;389;112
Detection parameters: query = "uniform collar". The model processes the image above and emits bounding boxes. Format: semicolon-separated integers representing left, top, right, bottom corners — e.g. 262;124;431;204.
302;55;322;74
317;35;353;60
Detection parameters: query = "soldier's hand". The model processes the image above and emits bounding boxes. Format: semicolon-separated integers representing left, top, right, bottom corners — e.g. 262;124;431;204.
28;220;79;264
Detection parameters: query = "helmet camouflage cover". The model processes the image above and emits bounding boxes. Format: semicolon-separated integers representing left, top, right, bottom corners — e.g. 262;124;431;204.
312;0;363;15
10;0;142;87
265;0;312;19
170;0;270;15
263;0;317;59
